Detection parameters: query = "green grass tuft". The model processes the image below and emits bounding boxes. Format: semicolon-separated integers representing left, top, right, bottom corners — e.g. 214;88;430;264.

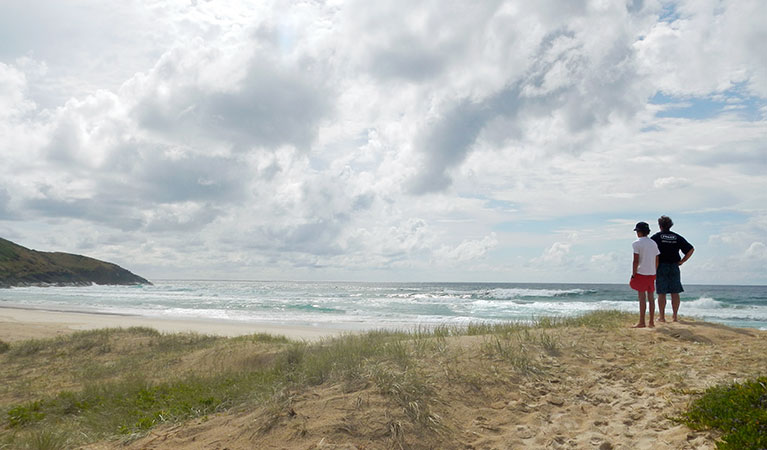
681;377;767;450
7;401;46;427
0;340;9;354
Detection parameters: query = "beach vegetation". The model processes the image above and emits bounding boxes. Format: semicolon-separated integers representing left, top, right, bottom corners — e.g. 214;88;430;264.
681;377;767;450
534;310;629;329
0;340;8;354
7;401;45;427
7;429;72;450
8;310;756;449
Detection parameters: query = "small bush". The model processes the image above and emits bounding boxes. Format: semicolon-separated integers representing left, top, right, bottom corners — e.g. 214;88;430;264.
0;339;9;354
7;400;46;427
681;377;767;450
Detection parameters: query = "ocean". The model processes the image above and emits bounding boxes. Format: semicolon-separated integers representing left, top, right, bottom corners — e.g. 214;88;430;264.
1;281;766;331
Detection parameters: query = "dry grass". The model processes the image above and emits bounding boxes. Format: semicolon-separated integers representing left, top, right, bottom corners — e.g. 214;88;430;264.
1;311;765;449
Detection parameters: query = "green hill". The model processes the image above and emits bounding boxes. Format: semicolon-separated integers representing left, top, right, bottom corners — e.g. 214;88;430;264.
0;237;151;287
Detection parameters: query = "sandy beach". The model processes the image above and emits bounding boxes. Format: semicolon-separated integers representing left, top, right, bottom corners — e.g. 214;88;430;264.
1;308;766;449
0;306;349;342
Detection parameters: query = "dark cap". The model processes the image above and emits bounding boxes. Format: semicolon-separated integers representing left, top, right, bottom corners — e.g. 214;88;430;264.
634;221;650;233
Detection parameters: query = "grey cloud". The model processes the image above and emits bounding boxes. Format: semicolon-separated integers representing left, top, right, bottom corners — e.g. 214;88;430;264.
409;83;529;194
135;57;329;151
626;0;645;14
352;193;375;211
348;1;506;83
409;25;642;194
368;38;448;82
24;196;144;231
143;204;222;233
409;97;505;194
255;218;346;256
0;187;11;219
241;175;377;256
689;142;767;175
44;116;82;163
133;150;249;204
21;141;249;232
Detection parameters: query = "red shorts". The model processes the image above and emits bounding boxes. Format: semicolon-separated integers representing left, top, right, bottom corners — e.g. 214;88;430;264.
630;274;656;292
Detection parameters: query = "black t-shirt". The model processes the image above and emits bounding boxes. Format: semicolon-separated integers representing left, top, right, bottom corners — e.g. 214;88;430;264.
651;231;693;264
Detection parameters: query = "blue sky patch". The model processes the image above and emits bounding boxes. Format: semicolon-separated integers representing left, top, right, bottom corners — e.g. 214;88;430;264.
658;2;680;23
651;88;765;121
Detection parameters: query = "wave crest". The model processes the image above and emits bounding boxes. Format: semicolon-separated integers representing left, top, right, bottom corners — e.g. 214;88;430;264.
486;288;592;300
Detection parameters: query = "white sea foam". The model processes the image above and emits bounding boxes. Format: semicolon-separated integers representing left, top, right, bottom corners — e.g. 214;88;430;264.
3;281;765;330
486;288;589;299
686;296;726;309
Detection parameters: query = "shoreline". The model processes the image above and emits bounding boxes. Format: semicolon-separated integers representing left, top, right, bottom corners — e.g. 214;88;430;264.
0;306;350;342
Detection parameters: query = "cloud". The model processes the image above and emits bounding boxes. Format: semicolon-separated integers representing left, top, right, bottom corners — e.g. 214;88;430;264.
0;62;35;119
635;0;767;96
435;233;499;263
653;176;690;189
0;187;10;219
745;242;767;260
129;41;330;151
0;1;766;283
533;242;572;266
407;2;648;194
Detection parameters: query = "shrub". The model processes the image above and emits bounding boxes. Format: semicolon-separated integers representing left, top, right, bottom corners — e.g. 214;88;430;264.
681;377;767;450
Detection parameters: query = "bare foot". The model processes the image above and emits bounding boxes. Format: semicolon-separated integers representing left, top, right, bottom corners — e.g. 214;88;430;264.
658;317;666;323
648;322;655;328
632;323;646;328
672;316;678;322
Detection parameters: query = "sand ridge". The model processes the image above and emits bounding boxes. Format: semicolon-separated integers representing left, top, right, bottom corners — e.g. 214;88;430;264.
92;319;767;450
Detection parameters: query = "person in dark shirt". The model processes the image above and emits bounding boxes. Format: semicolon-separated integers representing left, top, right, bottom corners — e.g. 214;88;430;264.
651;216;694;322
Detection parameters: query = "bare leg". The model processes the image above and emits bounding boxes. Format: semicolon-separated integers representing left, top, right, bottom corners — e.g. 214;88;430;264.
657;293;667;322
671;293;681;322
633;291;647;328
648;292;655;328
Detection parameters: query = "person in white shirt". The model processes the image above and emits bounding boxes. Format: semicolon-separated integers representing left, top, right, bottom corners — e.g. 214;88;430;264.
630;221;660;328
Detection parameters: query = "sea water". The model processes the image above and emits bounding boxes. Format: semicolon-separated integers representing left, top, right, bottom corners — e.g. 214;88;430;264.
1;281;766;331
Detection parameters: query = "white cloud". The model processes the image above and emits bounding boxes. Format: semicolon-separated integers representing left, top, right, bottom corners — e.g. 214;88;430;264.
590;252;623;274
533;242;572;266
653;176;690;189
0;62;35;119
745;242;767;260
636;0;767;96
0;1;765;283
435;233;499;263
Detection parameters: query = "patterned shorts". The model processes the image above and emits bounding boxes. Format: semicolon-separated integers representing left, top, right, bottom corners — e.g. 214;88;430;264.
656;263;684;294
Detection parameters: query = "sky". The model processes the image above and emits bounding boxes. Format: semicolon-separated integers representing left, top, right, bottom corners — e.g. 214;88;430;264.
1;0;766;285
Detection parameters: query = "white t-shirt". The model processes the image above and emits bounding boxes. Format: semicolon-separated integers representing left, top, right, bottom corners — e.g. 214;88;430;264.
632;236;660;275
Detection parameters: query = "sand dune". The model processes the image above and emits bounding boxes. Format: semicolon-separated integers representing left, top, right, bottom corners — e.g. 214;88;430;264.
2;309;765;449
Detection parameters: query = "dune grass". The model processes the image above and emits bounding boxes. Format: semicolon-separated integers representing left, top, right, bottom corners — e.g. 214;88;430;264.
1;311;634;448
